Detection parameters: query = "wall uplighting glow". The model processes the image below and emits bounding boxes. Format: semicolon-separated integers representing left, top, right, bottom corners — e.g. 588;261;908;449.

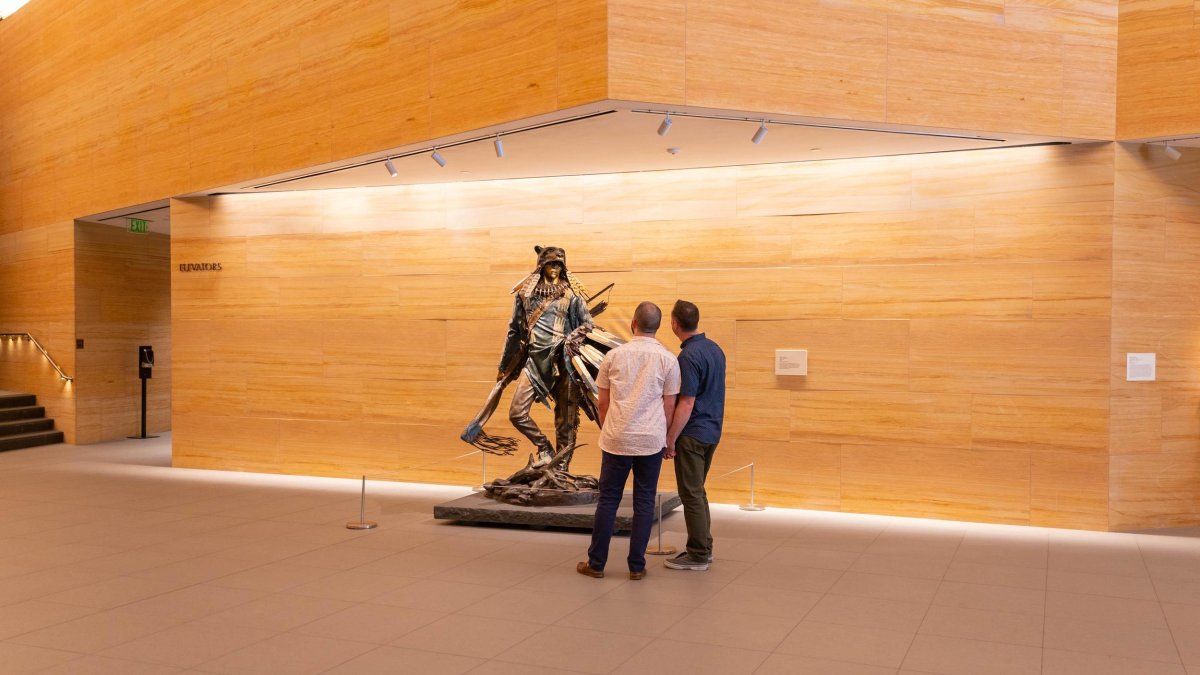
0;0;32;19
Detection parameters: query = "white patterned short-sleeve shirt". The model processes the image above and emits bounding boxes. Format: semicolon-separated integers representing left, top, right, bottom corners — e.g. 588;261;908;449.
595;336;682;456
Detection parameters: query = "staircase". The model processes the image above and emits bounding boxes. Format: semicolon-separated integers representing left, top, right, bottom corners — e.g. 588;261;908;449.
0;391;64;452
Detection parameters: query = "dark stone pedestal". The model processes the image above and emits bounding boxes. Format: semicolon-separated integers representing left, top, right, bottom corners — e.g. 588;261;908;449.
433;491;681;533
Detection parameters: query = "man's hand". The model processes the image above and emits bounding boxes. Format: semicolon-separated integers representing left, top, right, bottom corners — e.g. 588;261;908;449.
664;446;676;460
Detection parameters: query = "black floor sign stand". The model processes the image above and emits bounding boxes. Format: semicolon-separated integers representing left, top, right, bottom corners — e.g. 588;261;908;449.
129;345;159;440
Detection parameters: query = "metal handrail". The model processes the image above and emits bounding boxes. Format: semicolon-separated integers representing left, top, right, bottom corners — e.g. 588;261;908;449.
0;333;74;382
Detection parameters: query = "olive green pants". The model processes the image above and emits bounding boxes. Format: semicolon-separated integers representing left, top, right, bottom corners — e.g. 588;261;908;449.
673;435;718;560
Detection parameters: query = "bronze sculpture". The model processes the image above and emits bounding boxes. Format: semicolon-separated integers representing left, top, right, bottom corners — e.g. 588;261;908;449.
461;245;620;504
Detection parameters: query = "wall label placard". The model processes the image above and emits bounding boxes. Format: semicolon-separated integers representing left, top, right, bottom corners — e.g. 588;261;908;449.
178;262;223;272
775;349;808;376
1126;353;1156;382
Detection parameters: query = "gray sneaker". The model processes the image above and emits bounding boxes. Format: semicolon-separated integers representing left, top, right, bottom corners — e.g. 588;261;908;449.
664;552;710;571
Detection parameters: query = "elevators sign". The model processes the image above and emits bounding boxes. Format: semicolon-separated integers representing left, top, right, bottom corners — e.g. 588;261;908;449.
1126;353;1156;382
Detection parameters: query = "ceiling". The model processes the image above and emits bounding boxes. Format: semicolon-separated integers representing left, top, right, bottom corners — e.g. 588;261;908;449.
222;106;1072;194
81;102;1087;235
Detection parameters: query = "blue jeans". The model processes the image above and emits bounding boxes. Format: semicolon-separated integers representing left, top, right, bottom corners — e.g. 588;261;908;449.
587;449;664;573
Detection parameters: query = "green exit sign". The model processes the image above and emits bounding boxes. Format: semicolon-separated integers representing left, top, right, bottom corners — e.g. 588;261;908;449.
128;218;149;234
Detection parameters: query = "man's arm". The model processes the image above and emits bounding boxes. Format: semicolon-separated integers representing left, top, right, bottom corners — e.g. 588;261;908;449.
597;387;610;428
666;395;696;455
497;296;525;381
661;394;677;456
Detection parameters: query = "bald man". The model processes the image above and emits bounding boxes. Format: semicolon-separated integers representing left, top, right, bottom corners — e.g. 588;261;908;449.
577;302;680;581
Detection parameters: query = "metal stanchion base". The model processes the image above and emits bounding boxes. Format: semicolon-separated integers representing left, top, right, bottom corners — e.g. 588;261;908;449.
346;521;378;530
127;435;160;439
740;504;766;512
647;544;678;556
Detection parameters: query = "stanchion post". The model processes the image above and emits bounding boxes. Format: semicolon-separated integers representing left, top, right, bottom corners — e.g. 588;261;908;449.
740;463;766;512
646;492;677;556
346;475;379;530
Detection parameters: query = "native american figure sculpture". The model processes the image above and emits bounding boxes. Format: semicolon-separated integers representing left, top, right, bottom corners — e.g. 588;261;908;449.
461;245;621;505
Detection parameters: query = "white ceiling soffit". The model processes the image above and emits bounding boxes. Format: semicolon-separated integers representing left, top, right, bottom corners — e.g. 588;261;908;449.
77;200;171;235
210;103;1080;194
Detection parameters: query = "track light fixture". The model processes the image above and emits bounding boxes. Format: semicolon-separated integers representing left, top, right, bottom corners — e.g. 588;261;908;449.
657;113;672;137
494;135;505;158
752;120;768;145
1165;145;1183;161
431;149;446;167
384;159;398;177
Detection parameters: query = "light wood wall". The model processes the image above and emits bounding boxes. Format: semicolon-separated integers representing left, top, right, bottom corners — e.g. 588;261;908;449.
0;222;76;440
1110;143;1200;529
1117;0;1200;139
74;222;171;444
172;142;1118;530
610;0;1117;139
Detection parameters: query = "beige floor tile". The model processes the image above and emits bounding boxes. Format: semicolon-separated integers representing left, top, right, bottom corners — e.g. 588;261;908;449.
755;653;898;674
320;646;483;675
852;553;949;581
42;575;184;610
467;661;588;675
479;542;581;566
601;574;726;608
207;561;333;592
292;601;441;643
1156;579;1200;606
1046;590;1168;629
790;527;882;553
830;572;940;603
494;625;652;674
1044;614;1181;663
374;579;502;613
287;569;417;602
1164;603;1200;665
432;558;550;587
9;607;184;654
660;607;799;651
1047;569;1158;600
558;595;694;636
459;587;596;625
943;561;1046;589
279;543;396;570
194;632;376;675
1042;649;1186;675
0;642;81;674
730;562;843;592
119;583;268;621
776;621;915;668
355;551;477;579
806;593;930;633
99;619;276;668
1050;544;1148;577
0;565;120;607
702;536;779;562
0;600;99;639
201;592;353;632
901;634;1041;675
933;581;1045;615
34;654;184;674
393;613;544;658
613;638;769;675
699;583;821;619
211;538;326;565
954;539;1047;569
512;565;630;599
129;555;259;587
918;604;1043;646
761;545;861;570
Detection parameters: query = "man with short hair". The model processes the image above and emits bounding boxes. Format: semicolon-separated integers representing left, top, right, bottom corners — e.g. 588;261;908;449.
577;301;680;581
664;299;726;572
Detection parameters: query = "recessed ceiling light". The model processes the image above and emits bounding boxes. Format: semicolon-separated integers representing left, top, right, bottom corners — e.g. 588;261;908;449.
667;147;680;155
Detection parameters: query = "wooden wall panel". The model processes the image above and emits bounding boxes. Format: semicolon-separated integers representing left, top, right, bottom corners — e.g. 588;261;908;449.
1117;0;1200;139
608;0;1116;138
1109;143;1200;528
171;143;1123;530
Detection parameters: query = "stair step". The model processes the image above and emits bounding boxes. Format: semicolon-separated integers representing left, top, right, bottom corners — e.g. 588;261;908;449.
0;405;45;421
0;418;53;436
0;393;37;408
0;430;64;452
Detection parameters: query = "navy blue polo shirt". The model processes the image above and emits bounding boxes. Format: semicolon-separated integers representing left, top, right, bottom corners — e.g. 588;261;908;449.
678;333;726;445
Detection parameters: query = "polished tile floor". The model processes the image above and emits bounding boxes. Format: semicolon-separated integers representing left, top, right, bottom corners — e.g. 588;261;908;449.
0;436;1198;675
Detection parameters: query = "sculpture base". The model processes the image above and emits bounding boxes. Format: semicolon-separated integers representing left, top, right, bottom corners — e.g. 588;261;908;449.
433;491;681;533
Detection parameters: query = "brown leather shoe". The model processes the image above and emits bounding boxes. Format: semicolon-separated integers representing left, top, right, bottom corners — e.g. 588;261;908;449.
629;569;646;580
576;561;603;578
